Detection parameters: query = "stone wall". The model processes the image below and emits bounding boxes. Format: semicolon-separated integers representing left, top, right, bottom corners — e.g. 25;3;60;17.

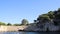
0;26;27;32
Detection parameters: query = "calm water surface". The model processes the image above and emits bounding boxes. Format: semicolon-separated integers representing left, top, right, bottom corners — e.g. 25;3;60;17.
0;32;60;34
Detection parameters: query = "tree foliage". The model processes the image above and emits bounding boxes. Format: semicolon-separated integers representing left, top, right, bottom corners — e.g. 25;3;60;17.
36;8;60;26
7;23;12;26
53;8;60;25
47;11;54;19
21;19;29;25
13;24;21;26
0;22;6;25
37;14;50;22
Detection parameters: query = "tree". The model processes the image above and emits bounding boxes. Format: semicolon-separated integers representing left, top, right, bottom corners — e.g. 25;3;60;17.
36;14;51;26
58;8;60;12
53;8;60;25
0;22;6;25
48;11;54;19
13;24;21;26
21;19;29;25
34;20;37;23
37;14;50;21
7;23;12;26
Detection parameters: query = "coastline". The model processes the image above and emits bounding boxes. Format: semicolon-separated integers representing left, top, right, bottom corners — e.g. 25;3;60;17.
0;25;60;32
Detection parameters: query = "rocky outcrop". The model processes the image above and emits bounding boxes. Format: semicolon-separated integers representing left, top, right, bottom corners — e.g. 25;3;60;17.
24;22;60;32
53;11;60;25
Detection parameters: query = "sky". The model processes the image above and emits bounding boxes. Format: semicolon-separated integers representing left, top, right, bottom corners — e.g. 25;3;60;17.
0;0;60;24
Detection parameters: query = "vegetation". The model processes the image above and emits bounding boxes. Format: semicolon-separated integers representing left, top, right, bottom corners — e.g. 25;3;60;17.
7;23;12;26
48;11;54;19
53;8;60;25
0;19;29;26
0;22;6;25
13;24;21;26
0;8;60;26
37;11;54;22
21;19;29;25
36;8;60;26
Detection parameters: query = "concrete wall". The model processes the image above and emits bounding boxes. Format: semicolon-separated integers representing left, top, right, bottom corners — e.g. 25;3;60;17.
0;26;27;32
0;26;7;31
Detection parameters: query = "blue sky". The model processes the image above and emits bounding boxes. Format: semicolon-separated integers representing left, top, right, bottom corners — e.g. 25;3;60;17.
0;0;60;24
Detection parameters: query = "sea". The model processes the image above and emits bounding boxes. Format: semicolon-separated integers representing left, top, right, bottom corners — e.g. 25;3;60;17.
0;32;60;34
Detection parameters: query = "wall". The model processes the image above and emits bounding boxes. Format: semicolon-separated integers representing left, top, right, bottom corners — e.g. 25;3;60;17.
0;26;27;32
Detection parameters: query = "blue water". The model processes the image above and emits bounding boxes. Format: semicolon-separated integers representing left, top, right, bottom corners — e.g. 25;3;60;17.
0;32;60;34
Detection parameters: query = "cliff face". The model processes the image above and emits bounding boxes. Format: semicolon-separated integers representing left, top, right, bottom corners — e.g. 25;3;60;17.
53;11;60;25
24;22;59;31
